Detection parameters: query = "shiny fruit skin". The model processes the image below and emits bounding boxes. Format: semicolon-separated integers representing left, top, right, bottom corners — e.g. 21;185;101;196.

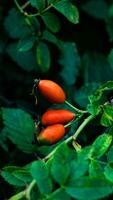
37;124;65;145
38;80;66;103
42;109;75;126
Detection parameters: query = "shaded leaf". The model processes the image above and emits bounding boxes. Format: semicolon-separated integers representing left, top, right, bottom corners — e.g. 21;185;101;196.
81;0;108;20
1;166;32;186
107;145;113;163
51;143;75;185
108;48;113;71
42;30;58;45
7;43;37;71
41;12;60;33
17;36;35;52
59;42;80;85
66;176;113;200
82;52;113;84
4;8;32;39
2;108;36;153
69;159;89;181
29;0;46;11
36;42;51;72
0;128;8;151
49;188;71;200
31;160;52;194
104;163;113;183
74;83;100;108
89;159;104;177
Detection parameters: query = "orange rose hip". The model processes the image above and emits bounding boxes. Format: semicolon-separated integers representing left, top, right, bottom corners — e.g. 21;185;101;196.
37;124;65;145
42;109;75;125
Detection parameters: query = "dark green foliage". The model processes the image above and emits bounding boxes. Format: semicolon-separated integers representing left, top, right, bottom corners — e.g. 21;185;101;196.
1;0;113;200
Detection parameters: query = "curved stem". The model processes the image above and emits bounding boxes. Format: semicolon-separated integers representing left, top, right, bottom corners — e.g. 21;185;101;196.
64;114;83;128
65;100;88;114
14;0;24;14
25;180;36;199
44;115;95;161
26;4;52;17
8;180;36;200
22;1;30;10
8;114;95;200
14;0;52;17
8;191;25;200
65;114;95;143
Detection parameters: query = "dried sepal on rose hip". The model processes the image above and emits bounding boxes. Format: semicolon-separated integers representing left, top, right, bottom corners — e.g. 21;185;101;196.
37;124;66;145
34;79;66;103
41;109;76;126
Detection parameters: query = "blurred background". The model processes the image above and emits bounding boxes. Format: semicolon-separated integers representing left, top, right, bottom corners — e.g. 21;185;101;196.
1;0;113;199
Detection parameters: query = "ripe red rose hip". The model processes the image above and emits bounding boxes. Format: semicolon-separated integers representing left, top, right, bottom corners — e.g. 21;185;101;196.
36;79;66;103
37;124;65;145
41;109;75;126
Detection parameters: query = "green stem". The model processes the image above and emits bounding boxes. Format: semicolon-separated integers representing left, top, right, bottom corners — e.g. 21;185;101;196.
25;180;36;199
8;180;36;200
65;100;88;114
44;115;95;161
8;114;95;200
14;0;52;17
22;1;30;10
64;114;83;128
26;4;52;17
8;191;25;200
65;114;95;143
14;0;24;14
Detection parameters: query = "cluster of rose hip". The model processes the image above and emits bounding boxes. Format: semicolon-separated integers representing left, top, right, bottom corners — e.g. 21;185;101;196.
34;80;76;145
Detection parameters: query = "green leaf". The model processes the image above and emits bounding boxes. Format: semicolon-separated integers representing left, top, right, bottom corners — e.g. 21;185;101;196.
4;8;32;39
108;4;113;18
7;43;37;71
36;42;51;72
41;12;60;33
31;160;52;194
74;83;100;108
42;30;58;45
82;52;113;84
0;128;8;151
87;81;113;115
29;0;46;11
49;188;71;200
51;143;75;185
53;0;79;24
89;160;104;177
87;102;100;116
91;134;112;158
1;166;32;186
101;105;113;127
104;163;113;183
107;145;113;163
17;36;35;52
2;108;36;153
69;158;89;181
59;42;80;85
65;176;113;200
81;0;108;20
106;18;113;42
108;49;113;71
13;169;32;183
77;146;93;161
48;0;56;4
30;184;40;200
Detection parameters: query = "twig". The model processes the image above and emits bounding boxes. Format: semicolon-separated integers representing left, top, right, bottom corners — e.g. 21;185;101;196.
65;100;88;114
